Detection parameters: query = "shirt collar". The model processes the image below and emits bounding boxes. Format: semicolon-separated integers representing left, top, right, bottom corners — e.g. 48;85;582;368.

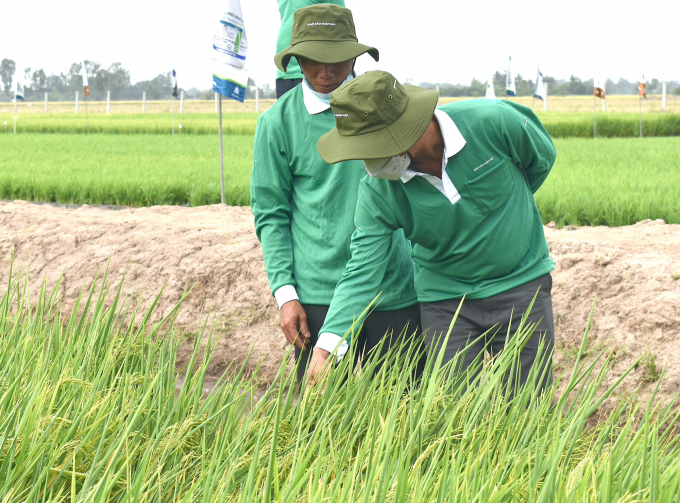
302;78;331;115
400;108;466;183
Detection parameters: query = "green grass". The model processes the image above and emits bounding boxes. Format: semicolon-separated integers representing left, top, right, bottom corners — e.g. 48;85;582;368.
1;268;679;501
0;113;257;135
0;134;252;206
536;112;679;138
1;135;678;226
2;111;677;137
536;137;679;226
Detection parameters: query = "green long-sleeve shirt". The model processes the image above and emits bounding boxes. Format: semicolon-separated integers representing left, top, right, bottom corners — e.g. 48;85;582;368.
320;99;556;341
251;84;417;310
276;0;345;81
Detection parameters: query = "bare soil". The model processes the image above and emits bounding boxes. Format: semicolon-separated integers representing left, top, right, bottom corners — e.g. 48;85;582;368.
1;201;678;408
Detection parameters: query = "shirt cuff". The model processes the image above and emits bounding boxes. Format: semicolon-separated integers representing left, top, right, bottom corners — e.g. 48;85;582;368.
315;333;349;363
274;284;298;309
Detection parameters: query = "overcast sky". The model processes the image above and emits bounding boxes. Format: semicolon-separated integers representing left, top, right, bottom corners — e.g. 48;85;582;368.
1;0;676;91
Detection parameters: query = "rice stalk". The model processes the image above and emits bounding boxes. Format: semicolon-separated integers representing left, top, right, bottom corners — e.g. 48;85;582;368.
0;264;678;502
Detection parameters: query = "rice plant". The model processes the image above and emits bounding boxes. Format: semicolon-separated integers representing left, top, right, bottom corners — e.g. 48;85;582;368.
1;264;679;502
0;134;253;207
1;111;676;138
1;135;678;225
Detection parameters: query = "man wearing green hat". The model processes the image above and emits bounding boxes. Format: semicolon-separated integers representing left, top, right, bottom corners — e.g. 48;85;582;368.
251;6;420;385
307;71;556;391
275;0;346;99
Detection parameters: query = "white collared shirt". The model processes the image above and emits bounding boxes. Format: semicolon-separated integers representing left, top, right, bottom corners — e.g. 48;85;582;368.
301;77;332;115
399;108;467;203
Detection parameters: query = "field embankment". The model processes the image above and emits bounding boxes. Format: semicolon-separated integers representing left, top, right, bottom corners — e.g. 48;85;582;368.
1;135;677;226
1;201;677;410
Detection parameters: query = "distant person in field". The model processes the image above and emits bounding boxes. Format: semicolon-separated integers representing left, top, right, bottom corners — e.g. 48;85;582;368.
275;0;346;99
306;71;557;393
251;6;422;386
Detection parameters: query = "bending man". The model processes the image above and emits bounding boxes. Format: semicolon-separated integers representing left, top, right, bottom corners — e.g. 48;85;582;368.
308;71;557;390
252;7;420;385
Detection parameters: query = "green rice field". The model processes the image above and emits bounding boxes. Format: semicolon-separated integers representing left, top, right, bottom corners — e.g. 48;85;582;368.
1;134;677;226
1;270;678;501
0;134;253;207
1;111;678;138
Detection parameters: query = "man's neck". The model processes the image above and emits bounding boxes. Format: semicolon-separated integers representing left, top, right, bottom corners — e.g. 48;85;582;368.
409;118;445;179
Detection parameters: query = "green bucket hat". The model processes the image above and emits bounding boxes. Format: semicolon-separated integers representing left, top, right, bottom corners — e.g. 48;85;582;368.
274;4;379;72
317;71;439;164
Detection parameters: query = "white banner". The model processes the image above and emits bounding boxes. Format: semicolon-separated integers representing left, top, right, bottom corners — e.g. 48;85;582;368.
485;76;496;99
212;0;248;102
82;61;90;97
506;56;516;96
534;69;545;100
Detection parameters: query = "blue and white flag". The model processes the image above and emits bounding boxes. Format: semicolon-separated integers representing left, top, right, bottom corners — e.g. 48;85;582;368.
15;80;24;101
506;56;516;96
212;0;248;103
172;67;179;98
533;69;545;100
485;76;496;99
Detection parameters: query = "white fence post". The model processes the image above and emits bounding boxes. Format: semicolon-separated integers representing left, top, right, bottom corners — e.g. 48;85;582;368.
44;92;48;113
180;90;184;113
544;82;548;112
107;91;111;114
143;91;146;113
215;93;219;113
436;84;440;107
255;87;259;113
75;91;79;113
662;81;667;112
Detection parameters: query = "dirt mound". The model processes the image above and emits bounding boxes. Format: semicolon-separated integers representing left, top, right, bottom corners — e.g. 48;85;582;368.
1;201;678;406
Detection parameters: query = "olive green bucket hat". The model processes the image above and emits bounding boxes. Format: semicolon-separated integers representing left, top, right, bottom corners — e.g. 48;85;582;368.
274;4;379;72
317;71;439;163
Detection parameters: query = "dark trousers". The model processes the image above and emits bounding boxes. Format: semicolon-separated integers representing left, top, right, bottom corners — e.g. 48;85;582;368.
295;303;423;384
276;78;302;99
419;273;554;393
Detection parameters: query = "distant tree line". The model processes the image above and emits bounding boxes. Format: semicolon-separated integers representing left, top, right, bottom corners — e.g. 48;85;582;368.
0;58;278;101
419;72;679;97
1;58;677;101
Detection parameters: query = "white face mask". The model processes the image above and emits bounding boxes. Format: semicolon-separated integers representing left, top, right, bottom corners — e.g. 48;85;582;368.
305;73;353;105
362;154;411;181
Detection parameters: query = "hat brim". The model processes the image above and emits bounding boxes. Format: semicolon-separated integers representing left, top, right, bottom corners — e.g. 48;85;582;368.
274;40;379;72
317;86;439;164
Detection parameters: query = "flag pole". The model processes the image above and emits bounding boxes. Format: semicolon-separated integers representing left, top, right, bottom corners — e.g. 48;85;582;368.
219;93;225;204
639;94;642;139
593;94;597;139
172;95;175;136
85;97;89;134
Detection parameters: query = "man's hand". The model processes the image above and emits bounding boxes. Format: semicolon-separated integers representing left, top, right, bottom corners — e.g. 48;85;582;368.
306;347;332;387
280;300;311;350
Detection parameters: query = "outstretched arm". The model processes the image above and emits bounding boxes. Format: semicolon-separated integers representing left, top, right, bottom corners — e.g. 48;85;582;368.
307;181;400;383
